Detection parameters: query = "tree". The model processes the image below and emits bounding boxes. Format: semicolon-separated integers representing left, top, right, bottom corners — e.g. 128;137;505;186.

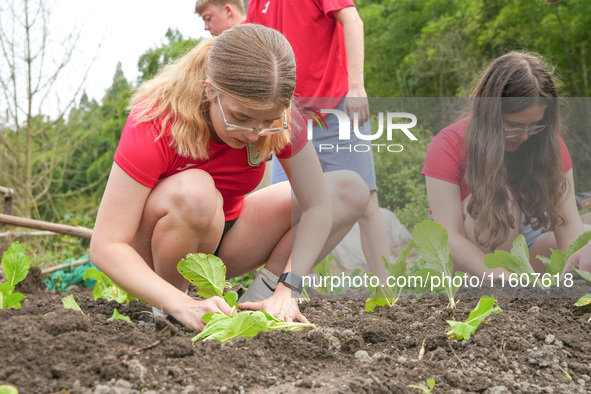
0;0;91;218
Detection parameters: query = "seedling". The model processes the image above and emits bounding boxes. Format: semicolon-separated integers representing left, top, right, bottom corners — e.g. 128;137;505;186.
0;242;31;309
408;378;436;393
62;294;85;314
108;308;132;323
178;253;315;343
83;268;136;303
365;242;414;312
537;231;591;283
446;296;501;340
412;220;460;308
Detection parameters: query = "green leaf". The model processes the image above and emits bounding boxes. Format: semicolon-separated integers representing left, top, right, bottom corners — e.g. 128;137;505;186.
484;235;534;275
0;282;26;309
193;310;315;344
83;268;134;303
224;291;238;308
573;268;591;283
427;378;436;389
411;221;456;307
446;296;502;340
177;253;226;299
0;384;19;394
365;285;397;312
565;231;591;258
108;308;132;323
62;295;85;314
574;294;591;307
313;254;333;278
539;232;591;281
1;242;31;286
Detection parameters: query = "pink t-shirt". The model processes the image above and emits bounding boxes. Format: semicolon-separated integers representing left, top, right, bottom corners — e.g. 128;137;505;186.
114;114;307;220
421;118;573;201
246;0;354;101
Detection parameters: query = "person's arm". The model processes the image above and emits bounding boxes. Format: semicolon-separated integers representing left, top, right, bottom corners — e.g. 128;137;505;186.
89;164;231;330
553;169;584;250
333;6;369;126
239;142;332;322
426;176;506;277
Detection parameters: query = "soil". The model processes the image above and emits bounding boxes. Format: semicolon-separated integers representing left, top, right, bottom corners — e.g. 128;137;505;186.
1;268;590;394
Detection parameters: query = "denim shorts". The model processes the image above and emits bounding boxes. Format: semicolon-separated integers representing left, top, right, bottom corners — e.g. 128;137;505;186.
519;213;544;248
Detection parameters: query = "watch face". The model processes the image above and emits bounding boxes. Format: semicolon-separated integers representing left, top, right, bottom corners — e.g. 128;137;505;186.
279;272;303;292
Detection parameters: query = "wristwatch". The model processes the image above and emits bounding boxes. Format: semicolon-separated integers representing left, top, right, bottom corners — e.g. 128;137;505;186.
278;272;303;293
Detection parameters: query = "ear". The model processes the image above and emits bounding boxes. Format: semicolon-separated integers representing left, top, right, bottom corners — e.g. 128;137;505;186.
204;80;216;101
224;4;233;17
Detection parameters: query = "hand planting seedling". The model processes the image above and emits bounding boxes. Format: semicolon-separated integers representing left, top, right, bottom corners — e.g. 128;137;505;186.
0;242;31;309
446;296;501;340
178;253;315;343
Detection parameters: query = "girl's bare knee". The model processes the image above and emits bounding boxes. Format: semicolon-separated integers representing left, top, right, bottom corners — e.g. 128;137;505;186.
329;170;370;219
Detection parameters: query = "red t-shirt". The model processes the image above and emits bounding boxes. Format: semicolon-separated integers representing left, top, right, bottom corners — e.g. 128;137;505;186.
114;114;307;220
246;0;354;101
421;118;573;201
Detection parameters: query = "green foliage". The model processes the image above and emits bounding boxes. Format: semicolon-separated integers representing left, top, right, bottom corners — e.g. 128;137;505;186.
537;231;591;282
82;268;136;303
177;252;315;343
365;242;414;312
412;220;459;308
62;294;85;314
177;253;228;299
0;242;31;309
484;235;535;275
108;308;132;323
193;310;315;344
446;296;502;340
137;29;201;82
0;385;19;394
408;377;436;394
373;123;432;230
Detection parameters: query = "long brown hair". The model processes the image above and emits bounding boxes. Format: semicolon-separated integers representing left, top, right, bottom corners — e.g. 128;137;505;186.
128;24;294;161
464;51;567;250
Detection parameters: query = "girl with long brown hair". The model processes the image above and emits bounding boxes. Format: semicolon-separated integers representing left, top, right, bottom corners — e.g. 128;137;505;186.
422;51;585;276
89;24;369;330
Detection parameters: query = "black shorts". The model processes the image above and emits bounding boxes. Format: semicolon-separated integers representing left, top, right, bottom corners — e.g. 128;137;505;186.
214;218;237;256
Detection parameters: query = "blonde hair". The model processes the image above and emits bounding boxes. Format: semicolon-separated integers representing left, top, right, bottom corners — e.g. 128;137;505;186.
195;0;246;15
129;24;295;161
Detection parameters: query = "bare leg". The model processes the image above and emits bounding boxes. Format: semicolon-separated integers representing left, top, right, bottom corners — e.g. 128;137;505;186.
131;169;225;291
357;191;391;281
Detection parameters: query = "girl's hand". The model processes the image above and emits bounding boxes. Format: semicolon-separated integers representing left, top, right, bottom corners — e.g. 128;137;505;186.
239;283;310;323
174;296;234;331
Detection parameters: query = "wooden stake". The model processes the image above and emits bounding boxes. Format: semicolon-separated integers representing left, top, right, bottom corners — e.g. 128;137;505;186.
0;213;93;239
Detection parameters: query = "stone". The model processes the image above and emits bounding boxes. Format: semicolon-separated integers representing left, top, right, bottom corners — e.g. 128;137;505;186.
330;208;413;273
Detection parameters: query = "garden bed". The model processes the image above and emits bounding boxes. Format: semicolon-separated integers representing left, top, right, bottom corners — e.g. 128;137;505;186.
1;268;590;394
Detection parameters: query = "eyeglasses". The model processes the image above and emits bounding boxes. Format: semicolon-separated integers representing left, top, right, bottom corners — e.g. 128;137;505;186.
215;94;288;136
502;124;546;139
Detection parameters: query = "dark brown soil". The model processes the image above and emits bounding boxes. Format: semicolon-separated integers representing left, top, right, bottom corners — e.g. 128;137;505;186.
1;268;590;394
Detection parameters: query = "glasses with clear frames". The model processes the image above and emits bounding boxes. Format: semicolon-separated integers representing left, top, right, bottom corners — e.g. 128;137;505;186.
215;94;288;136
502;124;546;139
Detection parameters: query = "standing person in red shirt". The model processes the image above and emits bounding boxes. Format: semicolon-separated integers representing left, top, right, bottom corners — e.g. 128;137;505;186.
246;0;392;283
195;0;246;36
89;24;369;330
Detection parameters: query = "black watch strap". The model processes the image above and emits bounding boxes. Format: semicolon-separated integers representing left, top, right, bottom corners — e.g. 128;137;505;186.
278;272;303;293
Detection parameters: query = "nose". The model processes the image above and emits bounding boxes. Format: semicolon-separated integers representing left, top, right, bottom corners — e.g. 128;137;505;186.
204;22;211;31
517;129;530;142
243;130;261;143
